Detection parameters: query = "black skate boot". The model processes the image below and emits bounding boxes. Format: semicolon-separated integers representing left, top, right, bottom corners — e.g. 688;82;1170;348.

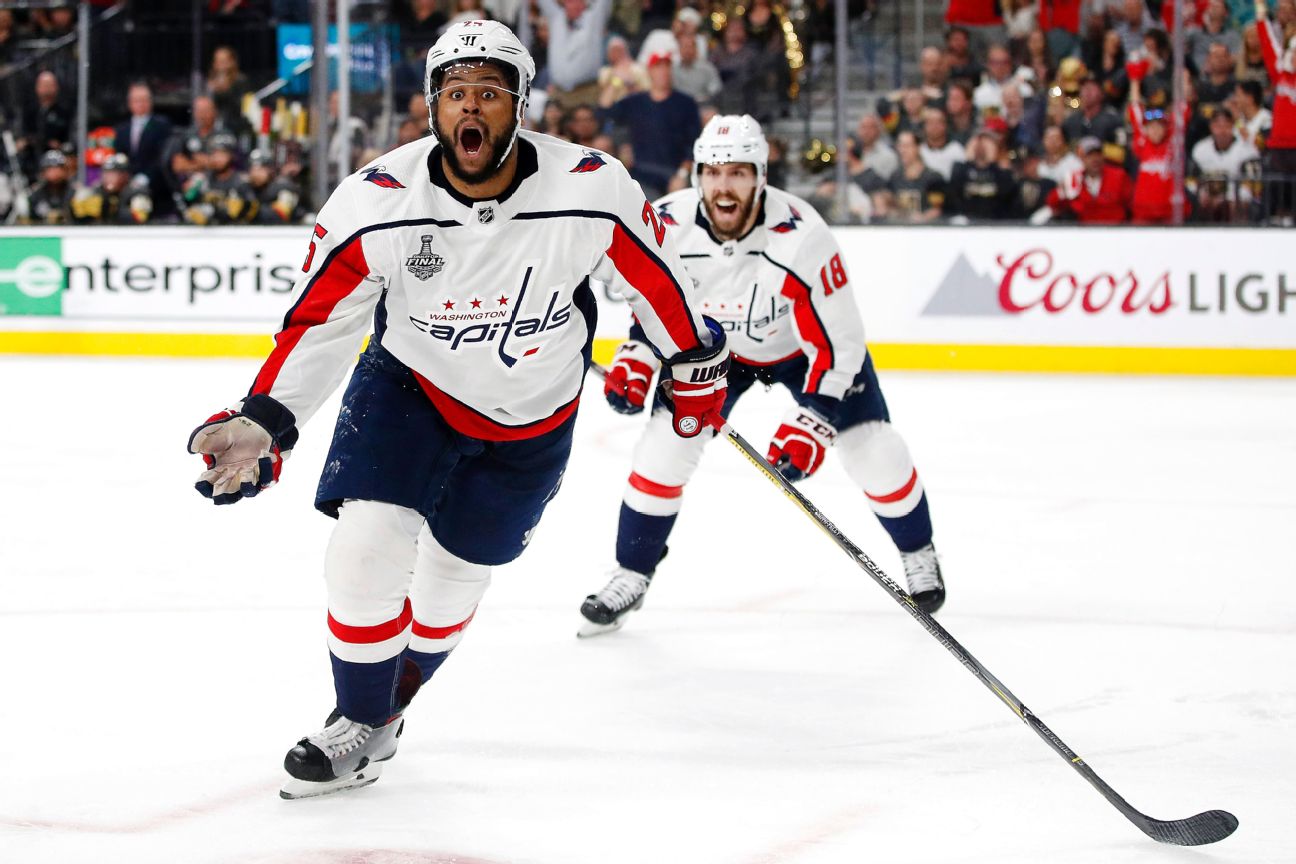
900;542;946;614
577;566;652;638
280;711;405;800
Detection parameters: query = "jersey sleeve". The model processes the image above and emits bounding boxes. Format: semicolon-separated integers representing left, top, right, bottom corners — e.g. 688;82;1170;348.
247;180;385;427
591;164;709;359
770;223;867;400
1258;18;1281;80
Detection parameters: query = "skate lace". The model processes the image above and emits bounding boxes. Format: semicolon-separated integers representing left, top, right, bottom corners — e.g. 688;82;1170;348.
902;546;942;595
311;717;372;759
594;568;649;612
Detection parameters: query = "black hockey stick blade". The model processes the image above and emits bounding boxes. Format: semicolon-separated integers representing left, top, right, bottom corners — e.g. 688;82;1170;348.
1136;810;1239;846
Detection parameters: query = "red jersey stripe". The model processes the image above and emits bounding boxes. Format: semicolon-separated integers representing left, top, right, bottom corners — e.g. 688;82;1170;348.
252;237;371;396
328;598;413;644
778;272;835;393
605;224;700;353
412;610;476;640
628;471;684;499
411;370;579;441
866;468;919;504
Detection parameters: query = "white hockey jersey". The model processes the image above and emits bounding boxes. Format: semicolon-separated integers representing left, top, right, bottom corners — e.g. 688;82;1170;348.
249;131;710;440
648;186;867;400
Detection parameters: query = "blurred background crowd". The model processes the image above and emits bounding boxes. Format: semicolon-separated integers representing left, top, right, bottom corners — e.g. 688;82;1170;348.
0;0;1292;226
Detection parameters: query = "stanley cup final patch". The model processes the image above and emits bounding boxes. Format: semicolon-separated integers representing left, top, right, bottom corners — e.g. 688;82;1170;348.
406;235;446;280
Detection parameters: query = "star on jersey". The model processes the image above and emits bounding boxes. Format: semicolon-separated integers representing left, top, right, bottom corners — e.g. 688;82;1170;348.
362;166;406;189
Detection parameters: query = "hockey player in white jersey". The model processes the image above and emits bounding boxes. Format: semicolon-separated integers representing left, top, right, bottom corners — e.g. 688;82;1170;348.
185;21;728;798
581;115;944;636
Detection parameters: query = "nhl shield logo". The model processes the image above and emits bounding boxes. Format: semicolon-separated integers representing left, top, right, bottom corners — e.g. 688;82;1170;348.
405;234;445;280
478;206;495;224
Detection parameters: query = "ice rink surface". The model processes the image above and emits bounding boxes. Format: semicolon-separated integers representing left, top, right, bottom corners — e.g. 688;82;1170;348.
1;356;1293;864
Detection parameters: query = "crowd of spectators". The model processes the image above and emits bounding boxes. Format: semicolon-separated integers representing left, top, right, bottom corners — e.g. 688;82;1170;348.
818;0;1296;224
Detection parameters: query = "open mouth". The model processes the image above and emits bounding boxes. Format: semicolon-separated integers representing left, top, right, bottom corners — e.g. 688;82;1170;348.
459;127;485;157
714;199;739;217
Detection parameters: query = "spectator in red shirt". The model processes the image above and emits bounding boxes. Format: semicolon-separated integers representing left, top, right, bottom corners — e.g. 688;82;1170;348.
1039;0;1083;59
1256;0;1296;219
1127;72;1181;223
945;0;1006;55
1044;135;1133;222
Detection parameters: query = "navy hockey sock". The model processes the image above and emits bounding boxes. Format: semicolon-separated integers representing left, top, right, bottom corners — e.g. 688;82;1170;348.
329;652;403;727
875;492;934;553
616;503;675;575
402;647;452;685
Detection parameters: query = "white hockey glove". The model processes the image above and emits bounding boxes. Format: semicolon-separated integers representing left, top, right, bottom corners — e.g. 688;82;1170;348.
187;394;298;505
767;405;837;482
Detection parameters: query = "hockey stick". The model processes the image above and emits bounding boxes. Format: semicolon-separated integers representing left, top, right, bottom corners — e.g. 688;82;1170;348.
587;363;1237;846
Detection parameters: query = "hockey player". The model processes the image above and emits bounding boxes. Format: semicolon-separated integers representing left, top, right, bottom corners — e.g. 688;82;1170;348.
186;20;727;799
582;115;945;637
181;132;258;224
17;149;74;225
247;149;305;224
71;153;153;224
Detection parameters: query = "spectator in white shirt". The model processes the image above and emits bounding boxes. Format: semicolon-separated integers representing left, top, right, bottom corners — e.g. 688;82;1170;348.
1191;106;1260;219
846;113;899;181
1038;124;1083;185
538;0;613;108
919;107;966;180
670;28;722;103
1233;79;1273;148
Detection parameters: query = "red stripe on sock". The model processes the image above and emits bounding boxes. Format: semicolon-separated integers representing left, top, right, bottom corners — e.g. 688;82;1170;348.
328;598;413;644
866;468;918;504
411;610;476;640
628;471;683;499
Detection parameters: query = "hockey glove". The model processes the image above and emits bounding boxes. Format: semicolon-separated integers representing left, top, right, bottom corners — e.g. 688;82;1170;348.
767;406;837;482
665;318;729;438
604;339;659;414
187;394;299;505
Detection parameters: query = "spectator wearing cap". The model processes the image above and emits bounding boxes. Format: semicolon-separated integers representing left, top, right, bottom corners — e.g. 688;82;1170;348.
114;82;174;216
18;150;74;225
710;17;767;117
1127;72;1183;223
919;107;967;179
539;0;613;109
1233;79;1272;146
599;52;700;199
637;7;708;66
71;153;152;224
1044;135;1132;222
598;35;649;106
946;126;1018;220
18;71;71;177
1190;105;1261;219
1199;42;1239;104
671;27;722;105
875;129;947;222
1061;74;1125;148
1038;124;1083;185
1191;0;1243;69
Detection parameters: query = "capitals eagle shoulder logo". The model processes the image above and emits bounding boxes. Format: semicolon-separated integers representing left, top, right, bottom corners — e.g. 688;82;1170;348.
362;165;405;189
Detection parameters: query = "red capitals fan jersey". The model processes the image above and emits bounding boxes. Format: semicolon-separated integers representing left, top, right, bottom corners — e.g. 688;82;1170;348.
649;186;867;399
249;131;710;440
1258;18;1296;150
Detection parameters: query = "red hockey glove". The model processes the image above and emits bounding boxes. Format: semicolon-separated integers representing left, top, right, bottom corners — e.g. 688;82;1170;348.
767;406;837;482
665;319;729;438
187;394;298;505
604;339;659;415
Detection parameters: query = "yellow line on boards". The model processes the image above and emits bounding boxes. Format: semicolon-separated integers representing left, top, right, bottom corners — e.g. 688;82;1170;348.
1;332;1293;377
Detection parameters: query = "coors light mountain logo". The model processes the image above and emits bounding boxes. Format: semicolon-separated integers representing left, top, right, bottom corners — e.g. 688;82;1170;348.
922;248;1173;317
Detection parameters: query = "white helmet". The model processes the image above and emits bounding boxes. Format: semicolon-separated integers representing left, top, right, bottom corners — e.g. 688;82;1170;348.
692;114;769;194
424;20;535;156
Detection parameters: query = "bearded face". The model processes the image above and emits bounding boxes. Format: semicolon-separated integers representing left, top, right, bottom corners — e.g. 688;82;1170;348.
699;162;760;240
431;61;520;186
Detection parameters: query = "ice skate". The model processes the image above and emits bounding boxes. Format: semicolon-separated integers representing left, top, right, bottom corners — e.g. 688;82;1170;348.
280;710;404;800
901;542;946;614
578;566;652;638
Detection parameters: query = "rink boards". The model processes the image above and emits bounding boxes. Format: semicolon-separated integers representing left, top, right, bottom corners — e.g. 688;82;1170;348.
0;224;1292;375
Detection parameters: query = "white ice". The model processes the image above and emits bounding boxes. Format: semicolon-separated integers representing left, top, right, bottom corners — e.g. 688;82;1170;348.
1;356;1292;864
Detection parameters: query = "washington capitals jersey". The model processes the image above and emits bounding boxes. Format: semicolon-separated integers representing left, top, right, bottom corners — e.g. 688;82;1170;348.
651;186;866;400
249;131;710;439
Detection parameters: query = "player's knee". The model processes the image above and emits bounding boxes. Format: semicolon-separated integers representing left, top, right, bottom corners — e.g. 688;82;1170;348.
324;500;422;619
837;422;925;515
409;528;490;652
628;409;708;493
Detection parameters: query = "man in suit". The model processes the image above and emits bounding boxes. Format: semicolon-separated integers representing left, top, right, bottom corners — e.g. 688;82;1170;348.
114;82;173;216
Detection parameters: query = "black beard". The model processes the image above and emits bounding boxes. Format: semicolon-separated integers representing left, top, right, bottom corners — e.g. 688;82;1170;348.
433;113;518;186
705;189;758;240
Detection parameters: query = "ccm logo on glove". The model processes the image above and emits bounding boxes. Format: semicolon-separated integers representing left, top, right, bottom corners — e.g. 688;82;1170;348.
767;407;837;482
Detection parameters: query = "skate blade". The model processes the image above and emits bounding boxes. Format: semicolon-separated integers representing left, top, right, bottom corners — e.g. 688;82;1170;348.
279;762;383;800
576;616;627;639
